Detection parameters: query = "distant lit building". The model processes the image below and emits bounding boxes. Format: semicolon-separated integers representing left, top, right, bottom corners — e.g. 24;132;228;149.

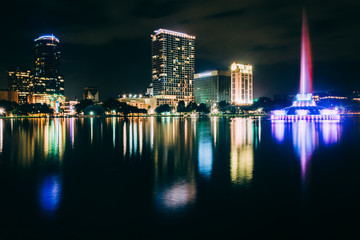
194;70;231;105
0;89;18;103
33;35;64;96
151;29;195;106
7;67;32;104
29;93;65;113
60;100;79;115
118;95;157;112
83;87;99;102
231;62;253;105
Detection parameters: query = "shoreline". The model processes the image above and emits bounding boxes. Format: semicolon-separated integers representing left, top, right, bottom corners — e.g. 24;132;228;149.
1;113;359;119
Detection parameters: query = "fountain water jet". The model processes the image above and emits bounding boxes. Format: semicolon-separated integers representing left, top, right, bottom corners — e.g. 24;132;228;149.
271;11;339;121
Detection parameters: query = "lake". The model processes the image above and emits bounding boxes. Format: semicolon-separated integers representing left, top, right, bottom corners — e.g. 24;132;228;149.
1;116;360;239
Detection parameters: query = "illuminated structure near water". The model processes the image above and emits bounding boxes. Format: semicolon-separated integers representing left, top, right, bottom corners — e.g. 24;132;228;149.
271;12;339;121
7;67;32;104
33;35;64;96
151;29;195;106
194;70;231;105
231;63;253;105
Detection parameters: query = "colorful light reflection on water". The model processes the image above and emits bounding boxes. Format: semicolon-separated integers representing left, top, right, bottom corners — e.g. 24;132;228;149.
39;175;62;215
272;120;341;181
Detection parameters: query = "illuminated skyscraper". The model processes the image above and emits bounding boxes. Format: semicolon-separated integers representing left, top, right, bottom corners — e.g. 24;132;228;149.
194;70;231;105
230;62;253;105
151;29;195;106
33;35;64;96
7;67;32;104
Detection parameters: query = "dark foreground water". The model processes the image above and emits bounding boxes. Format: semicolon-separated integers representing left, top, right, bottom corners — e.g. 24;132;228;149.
1;116;360;239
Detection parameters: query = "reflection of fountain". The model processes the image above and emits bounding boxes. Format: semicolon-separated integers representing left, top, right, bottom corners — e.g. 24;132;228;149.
39;174;62;216
271;11;339;121
230;118;260;186
292;121;317;180
272;121;341;181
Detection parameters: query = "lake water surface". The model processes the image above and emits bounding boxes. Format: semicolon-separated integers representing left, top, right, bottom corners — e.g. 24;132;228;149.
1;116;360;239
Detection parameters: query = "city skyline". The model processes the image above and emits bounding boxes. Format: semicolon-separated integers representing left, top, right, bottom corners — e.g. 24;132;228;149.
0;0;359;100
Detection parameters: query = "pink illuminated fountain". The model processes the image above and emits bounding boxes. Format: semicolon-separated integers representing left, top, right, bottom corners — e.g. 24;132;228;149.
271;11;339;121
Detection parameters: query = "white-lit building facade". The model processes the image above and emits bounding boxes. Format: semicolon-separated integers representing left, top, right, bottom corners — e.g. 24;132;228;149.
231;62;253;105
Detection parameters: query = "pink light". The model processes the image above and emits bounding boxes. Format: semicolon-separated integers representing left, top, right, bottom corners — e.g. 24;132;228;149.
299;10;313;94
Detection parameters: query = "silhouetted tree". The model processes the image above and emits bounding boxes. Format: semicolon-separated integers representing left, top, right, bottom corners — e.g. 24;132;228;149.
155;104;171;114
196;103;210;113
177;100;186;112
75;99;94;113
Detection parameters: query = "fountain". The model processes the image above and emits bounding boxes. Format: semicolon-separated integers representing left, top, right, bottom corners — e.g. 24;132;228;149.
271;11;340;121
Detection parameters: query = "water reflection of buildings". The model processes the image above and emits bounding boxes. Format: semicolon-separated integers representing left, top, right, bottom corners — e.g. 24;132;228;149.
198;120;213;178
230;118;261;186
0;119;3;157
150;117;197;212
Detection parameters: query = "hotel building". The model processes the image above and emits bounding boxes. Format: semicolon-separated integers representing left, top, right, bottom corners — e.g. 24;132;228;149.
151;29;195;106
231;62;253;105
194;70;231;105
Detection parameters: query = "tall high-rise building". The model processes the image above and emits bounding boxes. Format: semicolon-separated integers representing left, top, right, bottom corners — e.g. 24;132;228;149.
231;62;253;105
33;35;64;96
151;29;195;106
194;70;231;105
7;67;32;104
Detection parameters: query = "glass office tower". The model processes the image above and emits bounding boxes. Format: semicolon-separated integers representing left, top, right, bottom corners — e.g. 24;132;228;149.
194;70;231;105
33;35;64;95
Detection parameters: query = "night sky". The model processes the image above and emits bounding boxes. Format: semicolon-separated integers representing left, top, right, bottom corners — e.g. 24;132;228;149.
1;0;359;100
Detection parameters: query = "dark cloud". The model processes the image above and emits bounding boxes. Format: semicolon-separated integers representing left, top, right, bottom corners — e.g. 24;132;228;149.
1;0;359;99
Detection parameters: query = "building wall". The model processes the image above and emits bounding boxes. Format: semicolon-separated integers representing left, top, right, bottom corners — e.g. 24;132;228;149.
194;70;231;105
7;67;32;104
0;89;18;103
118;97;157;111
33;35;64;96
151;29;195;106
231;63;253;105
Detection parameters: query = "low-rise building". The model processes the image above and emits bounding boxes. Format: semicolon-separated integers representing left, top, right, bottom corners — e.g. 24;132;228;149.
118;95;157;112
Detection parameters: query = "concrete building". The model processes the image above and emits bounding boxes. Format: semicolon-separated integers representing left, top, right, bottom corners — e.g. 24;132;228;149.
151;29;195;106
194;70;231;105
231;62;253;105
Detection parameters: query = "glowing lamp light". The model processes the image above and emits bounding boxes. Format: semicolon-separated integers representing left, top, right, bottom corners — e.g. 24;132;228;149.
231;63;237;71
89;111;94;116
296;110;309;116
320;109;338;115
272;110;286;116
296;93;312;101
0;108;5;114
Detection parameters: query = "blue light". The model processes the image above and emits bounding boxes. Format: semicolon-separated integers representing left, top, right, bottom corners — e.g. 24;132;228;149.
39;175;61;215
35;35;60;42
